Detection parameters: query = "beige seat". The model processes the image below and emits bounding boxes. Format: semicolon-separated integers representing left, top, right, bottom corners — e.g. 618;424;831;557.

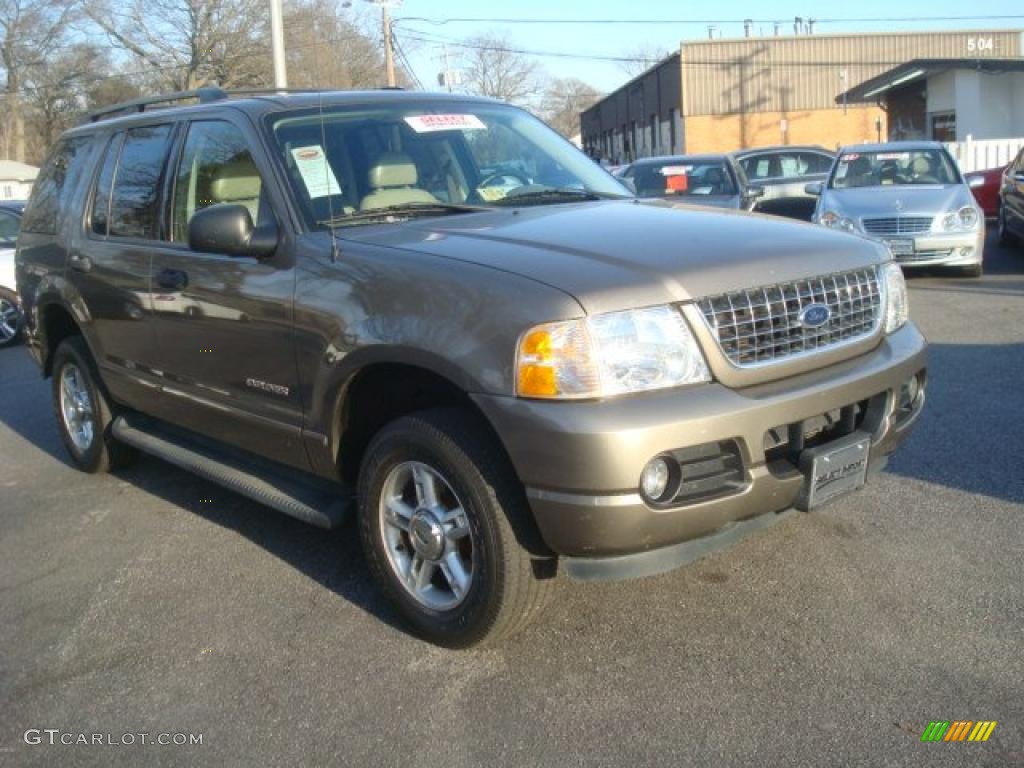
209;156;263;222
360;152;437;210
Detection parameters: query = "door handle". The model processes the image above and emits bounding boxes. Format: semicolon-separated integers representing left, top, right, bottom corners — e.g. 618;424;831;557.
69;254;92;273
155;268;188;291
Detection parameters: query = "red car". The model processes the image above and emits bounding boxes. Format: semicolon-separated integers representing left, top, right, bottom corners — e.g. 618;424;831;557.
965;165;1007;218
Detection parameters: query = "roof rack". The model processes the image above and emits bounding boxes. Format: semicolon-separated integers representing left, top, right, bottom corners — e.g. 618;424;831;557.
84;85;408;124
85;86;228;123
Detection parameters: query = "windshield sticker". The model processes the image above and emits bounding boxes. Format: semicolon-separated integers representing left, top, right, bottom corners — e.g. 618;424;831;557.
659;165;692;175
404;114;487;133
290;145;341;199
876;152;910;161
840;154;860;163
665;175;689;192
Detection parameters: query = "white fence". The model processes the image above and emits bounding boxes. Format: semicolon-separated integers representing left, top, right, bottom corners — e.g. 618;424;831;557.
944;137;1024;173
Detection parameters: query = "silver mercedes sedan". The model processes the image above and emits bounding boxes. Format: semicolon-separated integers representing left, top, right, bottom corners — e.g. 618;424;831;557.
807;141;984;277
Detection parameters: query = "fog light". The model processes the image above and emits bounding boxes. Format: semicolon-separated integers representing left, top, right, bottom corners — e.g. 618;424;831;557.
641;457;672;502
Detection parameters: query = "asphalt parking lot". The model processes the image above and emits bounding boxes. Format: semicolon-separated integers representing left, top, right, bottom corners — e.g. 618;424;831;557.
1;231;1022;767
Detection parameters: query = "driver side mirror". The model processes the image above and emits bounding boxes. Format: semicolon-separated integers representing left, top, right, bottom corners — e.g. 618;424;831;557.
745;185;765;200
620;177;637;195
188;204;278;259
804;181;823;196
966;175;985;189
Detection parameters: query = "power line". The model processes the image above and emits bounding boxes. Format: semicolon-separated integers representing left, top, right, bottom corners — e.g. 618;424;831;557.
396;14;1024;26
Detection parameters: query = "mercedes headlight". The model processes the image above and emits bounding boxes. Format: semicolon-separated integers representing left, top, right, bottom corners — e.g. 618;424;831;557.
819;210;858;233
881;262;909;333
939;205;979;232
516;306;711;399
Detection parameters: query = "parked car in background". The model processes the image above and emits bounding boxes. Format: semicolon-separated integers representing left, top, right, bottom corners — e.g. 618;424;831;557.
997;147;1024;247
808;142;984;277
733;146;834;221
964;165;1007;218
617;154;763;210
0;200;25;348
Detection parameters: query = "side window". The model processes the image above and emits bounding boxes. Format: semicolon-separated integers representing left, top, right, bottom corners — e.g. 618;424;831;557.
172;120;270;243
742;157;772;180
108;124;173;240
21;137;93;234
0;211;20;243
90;134;122;237
799;152;834;175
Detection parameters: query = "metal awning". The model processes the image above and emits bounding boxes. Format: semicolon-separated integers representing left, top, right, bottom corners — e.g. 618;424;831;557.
836;57;1024;104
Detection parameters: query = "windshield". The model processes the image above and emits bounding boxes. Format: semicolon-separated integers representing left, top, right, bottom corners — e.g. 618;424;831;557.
268;102;630;229
830;149;960;189
628;159;737;198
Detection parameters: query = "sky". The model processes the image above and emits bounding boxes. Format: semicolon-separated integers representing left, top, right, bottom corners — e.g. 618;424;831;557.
390;0;1024;94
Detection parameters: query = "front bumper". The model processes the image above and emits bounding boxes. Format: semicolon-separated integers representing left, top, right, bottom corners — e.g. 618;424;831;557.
864;228;984;267
473;323;927;576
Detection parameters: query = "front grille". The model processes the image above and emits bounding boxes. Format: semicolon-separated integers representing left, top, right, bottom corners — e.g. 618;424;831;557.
897;249;952;263
668;440;746;505
861;216;932;235
697;268;882;367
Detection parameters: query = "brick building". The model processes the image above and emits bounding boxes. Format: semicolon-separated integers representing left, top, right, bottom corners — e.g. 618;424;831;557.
581;29;1022;162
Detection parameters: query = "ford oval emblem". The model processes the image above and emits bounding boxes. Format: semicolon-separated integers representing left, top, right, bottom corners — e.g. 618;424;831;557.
799;303;831;329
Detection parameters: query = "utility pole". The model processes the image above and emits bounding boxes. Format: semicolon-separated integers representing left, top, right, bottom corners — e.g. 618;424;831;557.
367;0;401;88
270;0;288;88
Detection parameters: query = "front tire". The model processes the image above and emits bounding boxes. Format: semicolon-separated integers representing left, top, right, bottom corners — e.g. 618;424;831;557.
357;407;554;647
51;336;136;473
0;287;23;348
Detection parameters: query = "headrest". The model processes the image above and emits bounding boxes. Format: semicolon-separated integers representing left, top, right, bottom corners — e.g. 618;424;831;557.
210;156;262;202
911;156;932;174
368;152;418;189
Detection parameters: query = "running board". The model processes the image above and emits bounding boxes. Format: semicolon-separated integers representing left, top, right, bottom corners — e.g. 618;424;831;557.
112;414;350;529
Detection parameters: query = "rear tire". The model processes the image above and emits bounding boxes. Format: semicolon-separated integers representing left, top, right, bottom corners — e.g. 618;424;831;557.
0;286;23;348
51;336;136;473
357;407;554;647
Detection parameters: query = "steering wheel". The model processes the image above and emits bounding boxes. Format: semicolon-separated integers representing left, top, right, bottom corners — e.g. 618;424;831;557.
478;171;531;190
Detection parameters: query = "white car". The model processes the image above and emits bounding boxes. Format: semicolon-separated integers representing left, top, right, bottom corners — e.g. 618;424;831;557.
0;201;25;347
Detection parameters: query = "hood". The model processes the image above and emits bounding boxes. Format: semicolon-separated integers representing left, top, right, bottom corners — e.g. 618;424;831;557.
823;184;975;220
643;195;740;209
341;200;888;315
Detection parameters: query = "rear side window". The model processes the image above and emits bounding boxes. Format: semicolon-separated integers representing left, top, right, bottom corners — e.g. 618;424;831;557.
108;124;173;239
0;210;20;243
90;134;123;236
21;137;94;234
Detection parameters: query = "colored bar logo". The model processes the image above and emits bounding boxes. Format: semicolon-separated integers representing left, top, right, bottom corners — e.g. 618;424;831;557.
921;721;997;742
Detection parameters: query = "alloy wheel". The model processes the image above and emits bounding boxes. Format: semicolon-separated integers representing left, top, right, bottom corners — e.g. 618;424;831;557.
378;460;474;611
59;363;96;453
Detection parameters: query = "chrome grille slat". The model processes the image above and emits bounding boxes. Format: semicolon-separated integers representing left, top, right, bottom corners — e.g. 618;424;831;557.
861;216;932;235
697;267;882;367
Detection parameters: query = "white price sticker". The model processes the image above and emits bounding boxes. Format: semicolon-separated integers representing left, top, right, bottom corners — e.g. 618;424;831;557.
290;145;341;199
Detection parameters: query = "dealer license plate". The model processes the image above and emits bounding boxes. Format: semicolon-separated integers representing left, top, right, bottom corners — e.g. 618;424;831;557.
884;238;914;256
797;432;870;510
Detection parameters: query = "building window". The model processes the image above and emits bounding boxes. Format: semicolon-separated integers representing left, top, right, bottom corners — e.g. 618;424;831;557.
930;112;956;142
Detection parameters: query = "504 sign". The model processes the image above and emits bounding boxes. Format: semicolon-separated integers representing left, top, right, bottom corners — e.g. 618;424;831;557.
965;37;995;54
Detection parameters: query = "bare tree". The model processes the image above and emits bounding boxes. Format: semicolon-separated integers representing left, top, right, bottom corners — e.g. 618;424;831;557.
0;0;74;161
284;0;389;89
540;77;602;139
618;43;672;78
458;34;541;108
83;0;272;91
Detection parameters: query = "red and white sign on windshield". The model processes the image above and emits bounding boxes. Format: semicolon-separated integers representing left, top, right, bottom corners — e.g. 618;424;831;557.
404;114;487;133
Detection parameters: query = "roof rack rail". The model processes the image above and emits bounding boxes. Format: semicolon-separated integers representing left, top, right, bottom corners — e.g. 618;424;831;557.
85;86;229;123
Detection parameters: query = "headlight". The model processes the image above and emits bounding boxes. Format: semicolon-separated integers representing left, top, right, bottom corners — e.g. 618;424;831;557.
516;305;711;399
940;206;980;231
818;210;857;233
881;262;909;333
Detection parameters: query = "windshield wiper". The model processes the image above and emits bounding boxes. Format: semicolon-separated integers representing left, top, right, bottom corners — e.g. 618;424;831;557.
319;201;489;228
493;187;630;206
